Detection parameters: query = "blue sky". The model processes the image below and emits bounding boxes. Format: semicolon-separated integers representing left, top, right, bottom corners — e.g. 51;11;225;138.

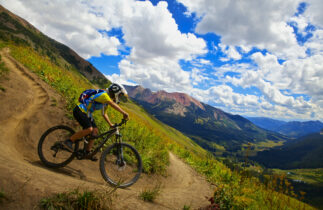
2;0;323;121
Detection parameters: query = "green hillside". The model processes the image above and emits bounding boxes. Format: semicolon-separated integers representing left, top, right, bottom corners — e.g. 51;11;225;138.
0;5;316;209
252;133;323;169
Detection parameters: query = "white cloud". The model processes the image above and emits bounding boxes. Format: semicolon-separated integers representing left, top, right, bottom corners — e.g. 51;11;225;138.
1;0;206;92
105;73;137;86
191;85;260;110
0;0;121;59
225;51;323;120
119;58;192;92
121;1;206;62
177;0;306;59
190;68;209;86
116;1;207;92
306;0;323;28
250;52;323;107
219;44;242;60
176;0;323;120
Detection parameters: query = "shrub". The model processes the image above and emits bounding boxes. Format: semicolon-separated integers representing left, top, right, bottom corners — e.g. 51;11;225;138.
0;54;9;77
0;189;8;203
139;183;161;202
39;188;114;210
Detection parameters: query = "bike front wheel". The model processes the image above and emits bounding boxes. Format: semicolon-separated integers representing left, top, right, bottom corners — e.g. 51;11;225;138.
100;143;142;188
38;125;78;168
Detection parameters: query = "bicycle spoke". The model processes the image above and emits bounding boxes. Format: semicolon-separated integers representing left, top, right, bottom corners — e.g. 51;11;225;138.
100;143;142;188
38;126;76;168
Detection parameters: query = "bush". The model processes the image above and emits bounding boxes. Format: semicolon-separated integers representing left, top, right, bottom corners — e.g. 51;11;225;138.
0;189;8;203
0;54;9;77
139;183;161;202
39;188;114;210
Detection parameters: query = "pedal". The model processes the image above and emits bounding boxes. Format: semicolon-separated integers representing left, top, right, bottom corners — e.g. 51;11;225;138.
85;154;98;162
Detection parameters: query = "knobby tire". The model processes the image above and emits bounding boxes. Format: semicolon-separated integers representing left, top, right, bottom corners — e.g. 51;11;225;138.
38;125;78;168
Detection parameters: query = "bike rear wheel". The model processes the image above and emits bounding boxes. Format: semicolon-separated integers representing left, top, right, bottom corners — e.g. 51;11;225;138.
100;143;142;188
38;125;78;168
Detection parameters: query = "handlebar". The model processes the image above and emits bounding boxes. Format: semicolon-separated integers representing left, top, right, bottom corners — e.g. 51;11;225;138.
114;119;128;127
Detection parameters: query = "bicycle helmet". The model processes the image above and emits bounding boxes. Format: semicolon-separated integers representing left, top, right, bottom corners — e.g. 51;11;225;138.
107;83;128;104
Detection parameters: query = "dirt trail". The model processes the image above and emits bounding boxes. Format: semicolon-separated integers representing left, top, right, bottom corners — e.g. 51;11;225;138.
0;49;213;209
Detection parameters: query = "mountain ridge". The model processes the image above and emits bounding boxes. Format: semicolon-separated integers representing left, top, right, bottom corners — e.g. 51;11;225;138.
247;116;323;138
125;85;289;154
125;85;205;111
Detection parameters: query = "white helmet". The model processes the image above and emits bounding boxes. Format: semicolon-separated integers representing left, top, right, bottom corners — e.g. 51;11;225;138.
107;83;128;103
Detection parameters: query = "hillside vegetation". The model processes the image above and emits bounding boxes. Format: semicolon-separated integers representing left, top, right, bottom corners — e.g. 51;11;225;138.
0;5;316;209
252;133;323;169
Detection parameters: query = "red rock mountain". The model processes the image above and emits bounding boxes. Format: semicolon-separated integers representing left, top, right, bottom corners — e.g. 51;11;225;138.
125;85;205;111
125;85;289;154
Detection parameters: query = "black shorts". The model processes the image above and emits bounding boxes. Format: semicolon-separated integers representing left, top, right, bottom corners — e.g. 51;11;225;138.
73;106;97;129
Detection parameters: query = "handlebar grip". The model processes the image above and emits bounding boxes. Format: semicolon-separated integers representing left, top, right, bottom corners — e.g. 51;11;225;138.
116;119;128;127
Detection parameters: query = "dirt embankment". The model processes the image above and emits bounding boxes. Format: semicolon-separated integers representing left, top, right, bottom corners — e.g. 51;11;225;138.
0;48;213;210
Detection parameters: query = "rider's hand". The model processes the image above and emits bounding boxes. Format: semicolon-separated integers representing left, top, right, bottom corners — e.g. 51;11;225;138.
123;112;129;120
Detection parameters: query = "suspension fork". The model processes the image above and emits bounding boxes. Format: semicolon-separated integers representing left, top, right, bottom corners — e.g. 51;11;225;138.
116;127;125;165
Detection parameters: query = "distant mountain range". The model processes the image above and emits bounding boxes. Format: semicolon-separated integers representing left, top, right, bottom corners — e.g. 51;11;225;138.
251;132;323;169
125;85;288;153
246;117;323;138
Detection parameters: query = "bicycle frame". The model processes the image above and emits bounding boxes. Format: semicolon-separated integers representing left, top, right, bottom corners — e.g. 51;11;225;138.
75;126;123;158
38;119;141;187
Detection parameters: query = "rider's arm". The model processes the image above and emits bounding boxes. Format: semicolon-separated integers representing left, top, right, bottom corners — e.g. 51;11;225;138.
107;100;129;120
102;105;114;127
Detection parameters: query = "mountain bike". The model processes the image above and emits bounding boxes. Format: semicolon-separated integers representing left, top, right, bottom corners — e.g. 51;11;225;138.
37;119;142;188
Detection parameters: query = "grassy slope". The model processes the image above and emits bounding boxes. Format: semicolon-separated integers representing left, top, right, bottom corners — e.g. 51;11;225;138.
252;133;323;169
0;53;9;91
0;42;315;209
273;168;323;185
273;168;323;209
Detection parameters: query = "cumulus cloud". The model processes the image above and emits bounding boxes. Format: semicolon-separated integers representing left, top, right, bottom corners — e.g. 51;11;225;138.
105;73;137;86
219;44;242;61
225;51;322;119
73;0;206;92
305;0;323;27
116;1;207;92
2;0;206;92
191;85;259;111
177;0;306;59
0;0;121;58
177;0;323;120
119;58;192;92
190;68;209;86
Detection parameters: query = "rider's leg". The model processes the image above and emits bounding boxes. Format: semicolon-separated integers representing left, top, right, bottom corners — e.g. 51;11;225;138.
70;127;93;142
86;127;98;151
63;106;93;152
63;127;93;152
70;105;94;142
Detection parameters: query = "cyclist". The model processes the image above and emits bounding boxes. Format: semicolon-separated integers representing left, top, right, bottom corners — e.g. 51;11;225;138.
63;83;129;161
